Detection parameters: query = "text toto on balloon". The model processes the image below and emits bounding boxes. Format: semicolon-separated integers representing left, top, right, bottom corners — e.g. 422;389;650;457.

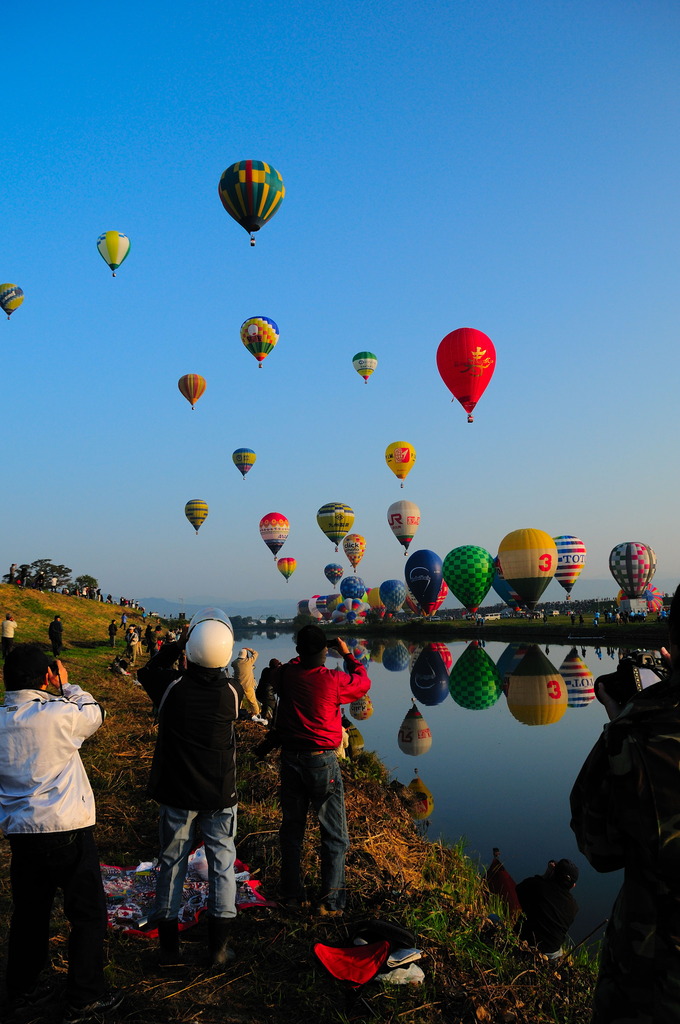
96;231;130;276
0;283;24;320
218;160;285;245
436;327;496;423
497;529;557;609
178;374;206;409
553;535;587;596
185;500;209;534
259;512;290;559
387;500;420;554
385;442;416;487
240;316;279;367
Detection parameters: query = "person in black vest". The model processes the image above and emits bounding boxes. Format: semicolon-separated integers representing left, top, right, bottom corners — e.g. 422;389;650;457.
515;858;578;958
137;607;242;968
48;615;63;656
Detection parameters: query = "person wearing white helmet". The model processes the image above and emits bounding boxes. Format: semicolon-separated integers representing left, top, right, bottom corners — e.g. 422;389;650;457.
137;607;242;968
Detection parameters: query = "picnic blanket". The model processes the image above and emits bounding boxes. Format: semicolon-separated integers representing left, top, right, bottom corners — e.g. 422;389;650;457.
101;843;275;936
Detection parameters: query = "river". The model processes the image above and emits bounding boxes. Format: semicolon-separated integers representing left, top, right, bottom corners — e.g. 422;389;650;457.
239;632;628;948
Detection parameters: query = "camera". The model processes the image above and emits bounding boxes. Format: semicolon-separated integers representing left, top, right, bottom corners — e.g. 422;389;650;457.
596;650;669;706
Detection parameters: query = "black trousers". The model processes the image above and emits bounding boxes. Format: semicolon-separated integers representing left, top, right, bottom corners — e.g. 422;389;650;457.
7;828;108;1003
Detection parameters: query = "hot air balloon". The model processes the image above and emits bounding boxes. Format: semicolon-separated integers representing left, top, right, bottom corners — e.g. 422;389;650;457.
559;648;595;708
340;576;366;601
430;642;453;673
232;448;257;479
398;703;433;755
449;642;502;710
326;594;342;616
240;316;279;367
0;283;24;320
609;541;657;598
185;499;208;534
387;500;420;555
324;563;344;588
343;533;366;571
644;585;663;613
408;771;434;820
385;442;416;488
317;503;354;551
259;512;289;559
497;529;558;609
96;231;130;276
383;640;410;672
218;160;285;245
379;579;406;614
346;721;365;759
436;327;496;423
506;646;567;726
178;374;206;409
349;695;373;721
553;535;587;596
431;579;449;616
331;599;367;626
496;643;531;695
366;587;386;618
404;550;444;616
442;546;495;614
410;645;450;706
277;557;296;581
352;351;378;382
491;556;523;609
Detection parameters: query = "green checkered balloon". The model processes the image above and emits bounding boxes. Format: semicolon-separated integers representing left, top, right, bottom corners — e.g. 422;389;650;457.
443;546;495;613
449;642;502;710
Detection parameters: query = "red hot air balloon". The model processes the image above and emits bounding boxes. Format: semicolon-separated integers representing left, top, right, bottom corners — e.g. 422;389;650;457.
436;328;496;423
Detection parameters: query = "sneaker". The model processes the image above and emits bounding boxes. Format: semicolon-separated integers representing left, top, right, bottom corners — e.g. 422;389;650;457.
251;715;268;725
62;988;124;1023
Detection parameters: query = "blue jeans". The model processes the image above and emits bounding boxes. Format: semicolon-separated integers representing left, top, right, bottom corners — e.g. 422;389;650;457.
279;750;349;910
154;804;238;920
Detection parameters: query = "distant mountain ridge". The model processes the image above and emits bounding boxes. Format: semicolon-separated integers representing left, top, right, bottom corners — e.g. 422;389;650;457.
139;597;298;620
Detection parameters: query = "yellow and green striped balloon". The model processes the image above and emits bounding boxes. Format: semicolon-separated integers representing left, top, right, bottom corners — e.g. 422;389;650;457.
218;160;285;245
506;645;567;726
96;231;130;276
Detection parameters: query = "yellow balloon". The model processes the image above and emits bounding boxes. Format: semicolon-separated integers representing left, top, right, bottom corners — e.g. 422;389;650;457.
498;528;557;609
385;442;416;488
506;646;567;726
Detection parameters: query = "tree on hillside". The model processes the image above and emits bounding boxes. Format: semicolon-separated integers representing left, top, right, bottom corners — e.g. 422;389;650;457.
74;574;99;592
1;560;72;587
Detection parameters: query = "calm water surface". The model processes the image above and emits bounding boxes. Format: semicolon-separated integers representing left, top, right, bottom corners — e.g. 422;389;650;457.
243;632;624;946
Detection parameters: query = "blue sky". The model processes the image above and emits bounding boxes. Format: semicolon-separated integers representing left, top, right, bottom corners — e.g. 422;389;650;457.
2;0;679;608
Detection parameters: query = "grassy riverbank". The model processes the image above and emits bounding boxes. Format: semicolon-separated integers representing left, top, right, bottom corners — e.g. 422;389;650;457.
0;586;599;1023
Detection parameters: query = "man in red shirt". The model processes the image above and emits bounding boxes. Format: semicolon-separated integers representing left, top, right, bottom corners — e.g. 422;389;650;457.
273;625;370;914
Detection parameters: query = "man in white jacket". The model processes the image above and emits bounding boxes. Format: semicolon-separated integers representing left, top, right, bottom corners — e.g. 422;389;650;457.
0;645;123;1022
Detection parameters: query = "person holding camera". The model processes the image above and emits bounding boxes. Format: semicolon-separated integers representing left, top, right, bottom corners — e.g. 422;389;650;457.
137;608;243;968
271;625;370;914
0;645;122;1022
515;858;579;959
570;586;680;1023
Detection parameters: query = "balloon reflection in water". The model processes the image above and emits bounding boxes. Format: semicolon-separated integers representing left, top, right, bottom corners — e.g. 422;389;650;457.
382;641;410;673
449;642;502;710
506;646;567;725
559;648;595;708
398;703;433;756
349;695;373;721
408;770;434;821
410;645;450;706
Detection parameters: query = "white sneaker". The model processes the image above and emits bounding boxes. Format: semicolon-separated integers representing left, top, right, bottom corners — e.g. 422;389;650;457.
251;715;268;725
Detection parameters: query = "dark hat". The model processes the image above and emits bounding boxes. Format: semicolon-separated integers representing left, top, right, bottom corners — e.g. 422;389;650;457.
554;858;579;886
296;624;329;655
